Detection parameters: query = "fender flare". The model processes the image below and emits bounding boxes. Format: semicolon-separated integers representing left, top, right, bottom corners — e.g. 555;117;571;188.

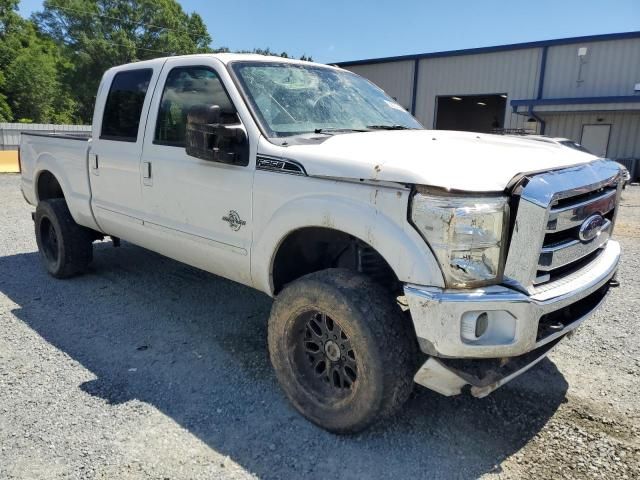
251;194;444;295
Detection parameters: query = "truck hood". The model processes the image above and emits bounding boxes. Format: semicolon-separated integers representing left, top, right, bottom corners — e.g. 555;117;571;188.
282;130;598;192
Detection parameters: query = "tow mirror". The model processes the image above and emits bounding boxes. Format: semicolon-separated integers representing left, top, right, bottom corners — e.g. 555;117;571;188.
185;104;249;166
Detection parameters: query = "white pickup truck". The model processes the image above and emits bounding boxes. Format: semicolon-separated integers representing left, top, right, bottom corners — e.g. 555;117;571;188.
20;54;623;433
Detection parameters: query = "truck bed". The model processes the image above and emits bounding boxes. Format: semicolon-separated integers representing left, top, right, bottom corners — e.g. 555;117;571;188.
20;132;100;231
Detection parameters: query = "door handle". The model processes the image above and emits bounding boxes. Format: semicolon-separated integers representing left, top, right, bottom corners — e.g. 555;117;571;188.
90;153;99;175
142;161;152;186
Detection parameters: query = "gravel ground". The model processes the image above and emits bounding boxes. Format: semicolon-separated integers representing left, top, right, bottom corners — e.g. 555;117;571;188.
0;173;638;479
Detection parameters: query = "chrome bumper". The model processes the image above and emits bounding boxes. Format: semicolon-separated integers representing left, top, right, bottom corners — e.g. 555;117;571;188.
405;240;619;397
405;240;620;359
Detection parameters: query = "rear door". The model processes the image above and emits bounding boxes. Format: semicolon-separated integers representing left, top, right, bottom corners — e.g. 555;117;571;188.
90;66;160;237
138;57;254;285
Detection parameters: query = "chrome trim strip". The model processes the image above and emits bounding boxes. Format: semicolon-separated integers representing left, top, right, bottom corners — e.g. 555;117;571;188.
404;284;529;304
538;220;611;271
546;188;616;232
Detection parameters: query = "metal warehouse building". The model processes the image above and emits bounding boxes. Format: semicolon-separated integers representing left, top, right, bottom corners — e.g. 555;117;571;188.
337;31;640;177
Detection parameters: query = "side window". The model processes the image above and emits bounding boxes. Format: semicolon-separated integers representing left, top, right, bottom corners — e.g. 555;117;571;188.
154;66;237;147
101;69;153;142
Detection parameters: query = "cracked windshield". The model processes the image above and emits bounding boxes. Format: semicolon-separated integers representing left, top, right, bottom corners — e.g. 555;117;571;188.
232;62;422;136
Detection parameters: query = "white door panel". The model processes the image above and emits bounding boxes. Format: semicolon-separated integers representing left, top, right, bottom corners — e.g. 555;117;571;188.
90;67;161;235
140;57;253;285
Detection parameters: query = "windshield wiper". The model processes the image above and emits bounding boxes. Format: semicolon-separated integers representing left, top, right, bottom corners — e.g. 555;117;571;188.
313;127;369;134
365;124;415;130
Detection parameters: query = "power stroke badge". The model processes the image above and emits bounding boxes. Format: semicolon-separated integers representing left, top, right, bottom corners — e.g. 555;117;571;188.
222;210;247;231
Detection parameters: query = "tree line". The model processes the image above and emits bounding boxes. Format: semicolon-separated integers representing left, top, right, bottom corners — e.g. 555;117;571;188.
0;0;312;124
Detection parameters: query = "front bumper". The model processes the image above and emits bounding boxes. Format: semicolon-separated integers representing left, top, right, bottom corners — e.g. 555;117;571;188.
405;240;620;358
404;240;620;395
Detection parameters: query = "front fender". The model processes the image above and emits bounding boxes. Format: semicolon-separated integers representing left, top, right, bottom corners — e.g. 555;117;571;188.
251;185;444;296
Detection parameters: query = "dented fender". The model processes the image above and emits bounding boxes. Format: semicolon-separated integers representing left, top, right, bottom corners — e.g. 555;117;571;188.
250;172;444;296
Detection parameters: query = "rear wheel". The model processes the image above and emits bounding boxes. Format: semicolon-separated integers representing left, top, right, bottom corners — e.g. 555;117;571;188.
268;268;417;433
34;199;94;278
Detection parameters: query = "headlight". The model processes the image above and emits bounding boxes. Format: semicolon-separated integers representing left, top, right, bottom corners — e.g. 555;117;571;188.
411;189;509;288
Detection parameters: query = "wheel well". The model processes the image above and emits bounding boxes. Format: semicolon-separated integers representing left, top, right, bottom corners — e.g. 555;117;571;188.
272;227;399;294
37;171;64;202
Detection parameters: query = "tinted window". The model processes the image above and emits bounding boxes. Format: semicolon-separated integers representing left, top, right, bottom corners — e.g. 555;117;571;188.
155;67;236;147
101;69;152;141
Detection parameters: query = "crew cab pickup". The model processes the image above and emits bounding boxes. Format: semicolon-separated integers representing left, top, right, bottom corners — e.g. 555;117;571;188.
20;54;623;433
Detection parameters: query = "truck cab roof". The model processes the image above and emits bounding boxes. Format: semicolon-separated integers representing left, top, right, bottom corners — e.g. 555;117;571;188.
105;53;339;74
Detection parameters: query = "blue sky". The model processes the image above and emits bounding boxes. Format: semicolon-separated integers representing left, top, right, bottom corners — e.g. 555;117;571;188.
18;0;640;63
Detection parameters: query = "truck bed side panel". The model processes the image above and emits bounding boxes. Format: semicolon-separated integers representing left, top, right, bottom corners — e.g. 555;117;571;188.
20;133;101;231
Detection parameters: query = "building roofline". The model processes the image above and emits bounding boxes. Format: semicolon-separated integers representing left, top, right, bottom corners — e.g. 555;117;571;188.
511;95;640;106
334;31;640;67
510;95;640;112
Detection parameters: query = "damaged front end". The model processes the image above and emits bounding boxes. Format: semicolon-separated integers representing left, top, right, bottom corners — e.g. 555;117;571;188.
414;337;562;398
404;160;623;398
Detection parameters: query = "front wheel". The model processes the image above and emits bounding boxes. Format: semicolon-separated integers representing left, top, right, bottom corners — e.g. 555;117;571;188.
268;269;417;433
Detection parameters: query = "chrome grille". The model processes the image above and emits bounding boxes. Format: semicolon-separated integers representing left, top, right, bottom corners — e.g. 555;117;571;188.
535;185;617;285
504;160;622;294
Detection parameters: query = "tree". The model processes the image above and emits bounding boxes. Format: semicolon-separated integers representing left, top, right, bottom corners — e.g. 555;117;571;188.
5;41;77;123
0;0;24;121
0;76;11;122
34;0;213;121
0;0;77;122
226;46;312;61
2;1;313;124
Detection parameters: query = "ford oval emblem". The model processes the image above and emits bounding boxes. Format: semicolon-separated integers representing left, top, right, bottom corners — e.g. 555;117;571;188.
579;214;606;242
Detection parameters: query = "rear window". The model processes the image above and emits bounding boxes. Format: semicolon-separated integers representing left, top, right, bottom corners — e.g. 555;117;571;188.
101;69;153;142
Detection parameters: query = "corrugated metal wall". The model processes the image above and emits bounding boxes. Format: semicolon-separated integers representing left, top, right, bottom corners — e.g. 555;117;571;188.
413;48;542;130
544;112;640;159
341;36;640;161
0;123;91;150
542;38;640;98
346;60;416;111
344;49;543;130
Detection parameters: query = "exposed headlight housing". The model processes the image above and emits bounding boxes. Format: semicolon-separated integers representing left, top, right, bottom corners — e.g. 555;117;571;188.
411;189;509;288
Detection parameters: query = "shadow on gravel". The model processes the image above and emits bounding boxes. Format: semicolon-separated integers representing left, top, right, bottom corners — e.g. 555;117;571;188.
0;242;568;479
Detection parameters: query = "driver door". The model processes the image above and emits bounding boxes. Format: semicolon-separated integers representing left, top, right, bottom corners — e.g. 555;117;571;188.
140;57;254;285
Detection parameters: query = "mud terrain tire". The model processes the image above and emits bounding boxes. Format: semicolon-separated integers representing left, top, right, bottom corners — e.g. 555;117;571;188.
268;268;417;433
34;199;94;278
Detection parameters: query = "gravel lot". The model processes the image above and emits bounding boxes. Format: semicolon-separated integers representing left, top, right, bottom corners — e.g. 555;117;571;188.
0;173;638;479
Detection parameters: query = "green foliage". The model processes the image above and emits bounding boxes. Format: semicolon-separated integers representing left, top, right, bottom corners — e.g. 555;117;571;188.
0;0;314;124
228;46;313;61
33;0;213;120
0;0;78;122
0;73;11;122
5;37;78;123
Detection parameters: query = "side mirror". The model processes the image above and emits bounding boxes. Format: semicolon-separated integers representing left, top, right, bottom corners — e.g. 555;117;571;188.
185;104;249;166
